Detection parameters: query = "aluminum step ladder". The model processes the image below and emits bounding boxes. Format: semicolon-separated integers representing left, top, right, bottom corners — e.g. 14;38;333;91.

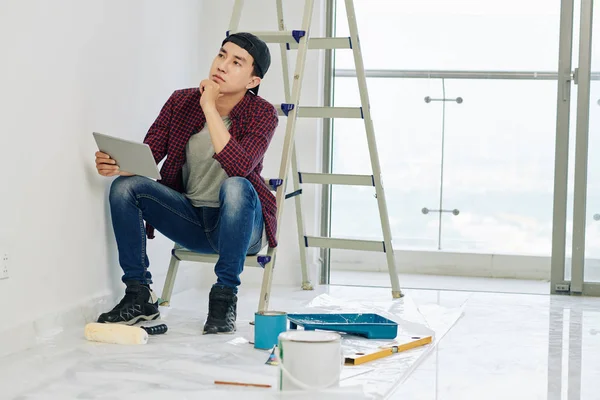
159;0;403;312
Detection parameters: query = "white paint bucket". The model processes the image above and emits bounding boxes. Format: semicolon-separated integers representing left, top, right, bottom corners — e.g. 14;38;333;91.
277;330;343;391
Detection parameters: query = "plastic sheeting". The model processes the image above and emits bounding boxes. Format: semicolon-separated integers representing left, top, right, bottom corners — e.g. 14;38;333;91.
303;293;464;398
1;286;463;399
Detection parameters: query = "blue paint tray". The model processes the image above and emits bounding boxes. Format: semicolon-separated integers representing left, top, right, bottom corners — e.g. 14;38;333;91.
287;313;398;339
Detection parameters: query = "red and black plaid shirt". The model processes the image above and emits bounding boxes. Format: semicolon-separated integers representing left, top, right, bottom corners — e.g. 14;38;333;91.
143;88;280;248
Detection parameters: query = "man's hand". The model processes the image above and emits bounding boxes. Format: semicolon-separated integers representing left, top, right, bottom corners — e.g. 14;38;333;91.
95;151;134;177
199;79;222;111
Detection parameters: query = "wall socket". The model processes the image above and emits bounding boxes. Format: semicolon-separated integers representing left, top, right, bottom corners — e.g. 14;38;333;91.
1;253;8;280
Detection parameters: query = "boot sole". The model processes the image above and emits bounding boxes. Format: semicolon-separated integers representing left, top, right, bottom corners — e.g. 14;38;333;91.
107;313;160;326
202;330;237;335
202;325;237;335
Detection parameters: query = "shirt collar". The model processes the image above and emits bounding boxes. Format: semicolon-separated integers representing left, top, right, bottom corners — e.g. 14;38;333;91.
228;93;252;120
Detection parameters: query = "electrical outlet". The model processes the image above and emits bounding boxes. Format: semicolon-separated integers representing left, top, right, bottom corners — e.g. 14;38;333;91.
1;253;8;280
555;283;570;292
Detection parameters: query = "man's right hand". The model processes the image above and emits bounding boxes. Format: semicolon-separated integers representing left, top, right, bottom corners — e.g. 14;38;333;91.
95;151;134;177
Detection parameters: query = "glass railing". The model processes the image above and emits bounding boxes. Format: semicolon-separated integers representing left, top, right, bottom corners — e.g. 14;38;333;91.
330;0;600;285
331;75;559;256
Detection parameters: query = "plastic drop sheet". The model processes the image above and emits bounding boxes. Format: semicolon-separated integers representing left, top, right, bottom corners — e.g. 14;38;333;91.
0;288;463;400
302;293;464;398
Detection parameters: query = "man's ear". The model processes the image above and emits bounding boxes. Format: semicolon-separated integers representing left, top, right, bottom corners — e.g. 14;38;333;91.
246;76;261;91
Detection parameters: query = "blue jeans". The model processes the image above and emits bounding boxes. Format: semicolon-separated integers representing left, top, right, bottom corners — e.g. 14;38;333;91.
108;175;264;293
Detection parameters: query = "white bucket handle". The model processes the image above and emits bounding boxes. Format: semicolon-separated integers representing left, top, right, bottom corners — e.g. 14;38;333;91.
275;347;343;391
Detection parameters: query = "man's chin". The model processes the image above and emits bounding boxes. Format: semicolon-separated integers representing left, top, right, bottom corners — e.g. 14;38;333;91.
217;88;246;97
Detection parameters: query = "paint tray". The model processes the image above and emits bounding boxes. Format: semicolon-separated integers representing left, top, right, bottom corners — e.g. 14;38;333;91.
287;313;398;339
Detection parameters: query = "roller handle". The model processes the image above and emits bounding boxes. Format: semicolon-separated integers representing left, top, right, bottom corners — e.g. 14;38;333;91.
141;324;168;335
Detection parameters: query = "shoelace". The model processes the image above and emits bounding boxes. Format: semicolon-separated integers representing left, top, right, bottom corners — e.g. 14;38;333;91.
115;287;144;309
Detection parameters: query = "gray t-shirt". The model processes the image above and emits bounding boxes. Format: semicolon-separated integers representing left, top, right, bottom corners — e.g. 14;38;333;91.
182;117;231;207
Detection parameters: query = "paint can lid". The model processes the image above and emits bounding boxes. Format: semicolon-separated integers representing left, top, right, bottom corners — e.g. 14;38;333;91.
255;311;287;316
278;330;340;343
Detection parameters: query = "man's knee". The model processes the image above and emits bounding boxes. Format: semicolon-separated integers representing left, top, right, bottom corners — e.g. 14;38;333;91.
109;175;147;203
220;177;253;200
219;177;256;211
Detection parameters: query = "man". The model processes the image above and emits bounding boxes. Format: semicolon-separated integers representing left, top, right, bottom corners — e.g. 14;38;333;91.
94;32;279;334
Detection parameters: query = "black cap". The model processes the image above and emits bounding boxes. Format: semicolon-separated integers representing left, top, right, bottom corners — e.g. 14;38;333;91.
222;32;271;95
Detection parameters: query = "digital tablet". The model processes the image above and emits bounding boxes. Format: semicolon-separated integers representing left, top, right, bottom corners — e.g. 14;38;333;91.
93;132;161;180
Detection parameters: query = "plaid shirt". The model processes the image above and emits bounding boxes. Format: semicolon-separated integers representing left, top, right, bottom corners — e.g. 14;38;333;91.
143;88;280;248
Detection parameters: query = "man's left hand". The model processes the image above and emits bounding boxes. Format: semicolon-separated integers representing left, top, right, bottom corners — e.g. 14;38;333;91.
199;79;222;110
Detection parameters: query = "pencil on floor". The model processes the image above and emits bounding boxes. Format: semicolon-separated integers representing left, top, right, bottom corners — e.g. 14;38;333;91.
214;380;272;388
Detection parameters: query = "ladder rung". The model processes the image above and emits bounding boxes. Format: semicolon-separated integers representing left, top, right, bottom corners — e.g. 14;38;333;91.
285;189;302;199
227;30;306;44
287;37;352;50
305;236;385;252
173;248;270;268
276;105;363;119
299;173;374;186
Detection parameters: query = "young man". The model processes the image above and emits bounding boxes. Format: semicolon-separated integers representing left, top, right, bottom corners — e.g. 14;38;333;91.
94;32;279;334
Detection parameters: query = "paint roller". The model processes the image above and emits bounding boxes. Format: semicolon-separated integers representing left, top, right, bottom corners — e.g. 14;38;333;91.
84;323;168;345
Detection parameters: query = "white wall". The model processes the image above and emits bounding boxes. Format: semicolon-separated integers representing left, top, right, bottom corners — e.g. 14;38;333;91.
0;0;327;356
0;0;206;355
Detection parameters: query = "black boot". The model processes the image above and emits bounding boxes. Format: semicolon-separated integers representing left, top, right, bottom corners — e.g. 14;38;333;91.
203;286;237;334
97;281;160;325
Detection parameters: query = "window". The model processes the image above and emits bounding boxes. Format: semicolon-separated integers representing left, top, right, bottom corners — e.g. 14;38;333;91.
331;0;561;256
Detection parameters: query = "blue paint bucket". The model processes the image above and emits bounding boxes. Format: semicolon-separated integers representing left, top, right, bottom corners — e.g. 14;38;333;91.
254;311;287;349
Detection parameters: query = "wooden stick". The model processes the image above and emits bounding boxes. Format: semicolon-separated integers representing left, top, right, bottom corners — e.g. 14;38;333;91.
214;380;272;388
344;336;433;366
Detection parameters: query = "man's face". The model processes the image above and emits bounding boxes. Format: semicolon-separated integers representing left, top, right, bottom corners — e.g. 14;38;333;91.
209;41;260;94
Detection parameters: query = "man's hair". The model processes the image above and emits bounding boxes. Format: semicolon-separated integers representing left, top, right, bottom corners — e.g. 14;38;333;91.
251;62;260;77
247;61;260;94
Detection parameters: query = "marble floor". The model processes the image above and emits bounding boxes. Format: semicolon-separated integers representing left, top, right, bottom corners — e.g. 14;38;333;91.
390;289;600;400
1;274;600;399
336;272;600;399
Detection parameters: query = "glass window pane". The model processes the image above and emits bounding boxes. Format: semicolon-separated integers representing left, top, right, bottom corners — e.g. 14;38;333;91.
584;81;600;282
578;3;600;283
332;78;559;255
335;0;561;71
440;79;558;256
331;77;443;249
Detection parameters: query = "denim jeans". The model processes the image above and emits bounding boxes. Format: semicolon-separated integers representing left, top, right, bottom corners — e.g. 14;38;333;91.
108;175;264;293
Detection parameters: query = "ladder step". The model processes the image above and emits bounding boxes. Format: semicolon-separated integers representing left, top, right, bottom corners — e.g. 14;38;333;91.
299;173;374;186
276;105;363;119
305;236;386;252
287;37;352;50
227;30;305;43
173;248;271;268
